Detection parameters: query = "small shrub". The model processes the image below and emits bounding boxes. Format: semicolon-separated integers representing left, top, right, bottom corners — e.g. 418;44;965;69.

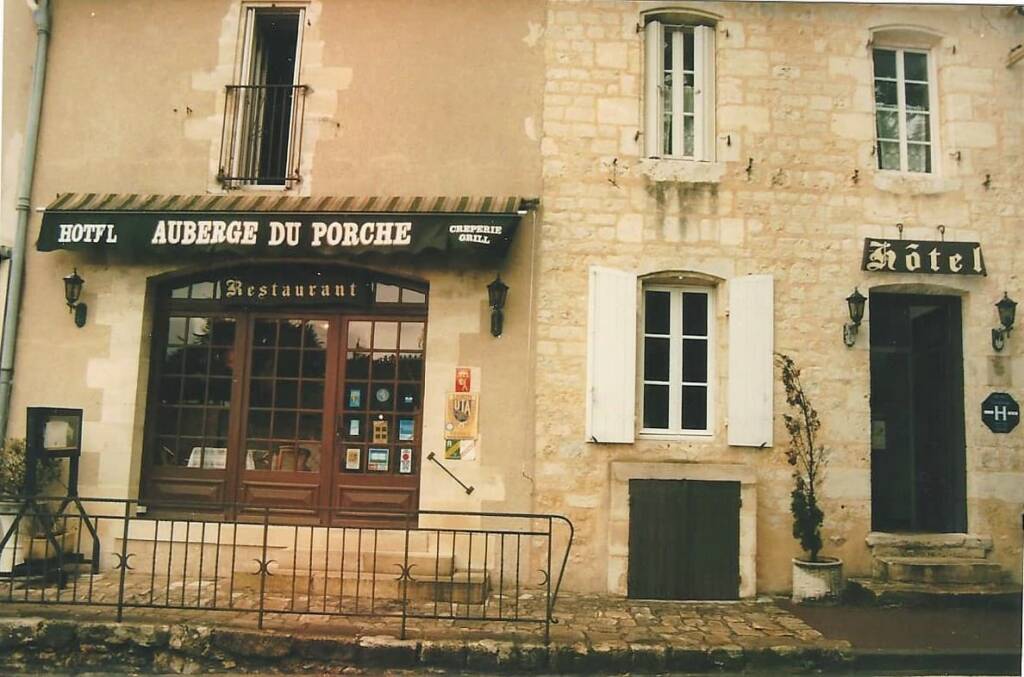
0;437;60;498
775;353;829;563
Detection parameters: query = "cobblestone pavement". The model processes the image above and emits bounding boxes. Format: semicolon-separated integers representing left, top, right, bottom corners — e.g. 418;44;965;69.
0;570;842;652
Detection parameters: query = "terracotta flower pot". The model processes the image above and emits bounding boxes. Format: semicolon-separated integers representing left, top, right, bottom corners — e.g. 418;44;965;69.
791;556;843;603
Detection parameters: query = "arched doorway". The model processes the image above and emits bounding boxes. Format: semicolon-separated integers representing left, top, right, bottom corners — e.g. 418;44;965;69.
139;263;428;521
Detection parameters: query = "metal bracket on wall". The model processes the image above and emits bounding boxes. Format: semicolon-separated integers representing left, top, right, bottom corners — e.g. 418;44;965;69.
427;451;475;495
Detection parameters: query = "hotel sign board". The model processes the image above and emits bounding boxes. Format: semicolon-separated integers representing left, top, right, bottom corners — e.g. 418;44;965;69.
861;239;986;276
981;392;1019;434
37;212;520;260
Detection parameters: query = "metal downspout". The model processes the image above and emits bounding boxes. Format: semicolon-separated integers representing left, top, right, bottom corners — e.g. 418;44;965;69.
0;0;51;441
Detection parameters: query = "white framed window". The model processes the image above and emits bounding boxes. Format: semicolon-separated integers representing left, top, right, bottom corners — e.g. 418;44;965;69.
640;286;713;435
644;19;716;161
872;47;936;173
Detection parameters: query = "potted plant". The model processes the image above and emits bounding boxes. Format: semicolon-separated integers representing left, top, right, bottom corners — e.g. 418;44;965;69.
775;353;844;603
0;438;63;570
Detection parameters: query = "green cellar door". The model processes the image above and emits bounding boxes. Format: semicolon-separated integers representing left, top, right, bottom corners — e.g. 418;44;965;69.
627;479;740;600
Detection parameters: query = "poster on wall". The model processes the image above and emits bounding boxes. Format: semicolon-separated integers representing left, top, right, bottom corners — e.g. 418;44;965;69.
444;393;479;439
444;438;477;461
455;368;472;393
345;447;361;470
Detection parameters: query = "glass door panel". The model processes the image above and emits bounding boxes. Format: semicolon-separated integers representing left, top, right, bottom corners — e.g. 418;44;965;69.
243;318;329;473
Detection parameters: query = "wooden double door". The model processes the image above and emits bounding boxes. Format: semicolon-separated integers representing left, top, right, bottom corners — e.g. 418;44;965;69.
142;273;428;521
627;479;740;600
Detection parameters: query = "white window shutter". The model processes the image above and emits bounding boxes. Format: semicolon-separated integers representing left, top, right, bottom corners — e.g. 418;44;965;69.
727;274;774;447
586;267;637;443
643;20;663;158
693;24;716;161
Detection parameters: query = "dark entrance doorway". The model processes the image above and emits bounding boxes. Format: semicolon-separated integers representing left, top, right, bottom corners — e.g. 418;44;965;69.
627;479;739;600
869;293;967;533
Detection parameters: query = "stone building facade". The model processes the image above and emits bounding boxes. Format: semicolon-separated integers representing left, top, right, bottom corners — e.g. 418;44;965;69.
532;1;1023;595
1;0;1022;600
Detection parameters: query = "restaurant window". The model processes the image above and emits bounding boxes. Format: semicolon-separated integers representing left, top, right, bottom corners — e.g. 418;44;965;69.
640;285;713;435
643;16;716;161
219;5;308;188
142;266;428;519
872;46;935;173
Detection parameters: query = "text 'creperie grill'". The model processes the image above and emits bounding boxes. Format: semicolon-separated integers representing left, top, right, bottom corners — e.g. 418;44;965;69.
448;224;503;244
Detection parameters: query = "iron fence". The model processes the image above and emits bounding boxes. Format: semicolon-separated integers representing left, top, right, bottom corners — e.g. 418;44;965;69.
0;496;573;642
218;83;307;188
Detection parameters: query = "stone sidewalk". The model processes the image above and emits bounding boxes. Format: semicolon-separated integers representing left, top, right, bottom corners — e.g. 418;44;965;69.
0;590;858;673
0;587;1018;673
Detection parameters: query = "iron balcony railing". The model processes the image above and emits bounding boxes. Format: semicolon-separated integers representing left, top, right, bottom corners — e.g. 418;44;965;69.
0;496;574;643
218;84;308;189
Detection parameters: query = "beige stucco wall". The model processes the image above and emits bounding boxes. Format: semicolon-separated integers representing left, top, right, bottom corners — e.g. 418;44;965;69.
534;1;1024;593
1;0;545;519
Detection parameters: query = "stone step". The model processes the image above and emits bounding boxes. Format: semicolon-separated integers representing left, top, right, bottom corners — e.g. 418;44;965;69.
865;532;992;559
847;577;1022;609
283;550;455;577
234;568;489;604
873;556;1009;585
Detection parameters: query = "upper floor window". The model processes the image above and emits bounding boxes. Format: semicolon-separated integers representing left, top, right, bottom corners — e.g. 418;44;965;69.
219;6;308;189
643;18;716;161
872;47;934;173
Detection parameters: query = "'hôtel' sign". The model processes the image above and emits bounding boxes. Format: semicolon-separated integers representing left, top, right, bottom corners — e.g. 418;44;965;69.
861;239;986;276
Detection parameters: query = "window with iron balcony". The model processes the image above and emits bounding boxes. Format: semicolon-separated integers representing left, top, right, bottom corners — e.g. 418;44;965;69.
218;6;308;189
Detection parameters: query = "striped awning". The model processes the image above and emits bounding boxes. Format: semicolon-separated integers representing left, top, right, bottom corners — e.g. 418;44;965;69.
38;193;537;261
43;193;533;215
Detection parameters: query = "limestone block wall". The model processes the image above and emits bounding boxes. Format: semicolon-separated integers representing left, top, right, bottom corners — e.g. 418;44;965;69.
534;1;1024;593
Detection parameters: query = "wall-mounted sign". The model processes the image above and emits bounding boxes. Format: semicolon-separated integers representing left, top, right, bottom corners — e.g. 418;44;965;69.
861;239;985;276
981;392;1019;433
345;447;361;470
444;393;479;440
38;206;521;261
218;269;374;306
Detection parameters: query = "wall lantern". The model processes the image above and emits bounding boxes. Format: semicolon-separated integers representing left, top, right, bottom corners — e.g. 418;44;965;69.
992;291;1017;352
842;287;866;347
63;268;87;328
487;274;509;337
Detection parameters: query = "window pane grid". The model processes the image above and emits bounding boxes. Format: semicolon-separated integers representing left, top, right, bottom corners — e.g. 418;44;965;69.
661;26;695;158
341;319;424;474
873;47;931;173
245;319;327;473
641;288;710;434
156;315;236;469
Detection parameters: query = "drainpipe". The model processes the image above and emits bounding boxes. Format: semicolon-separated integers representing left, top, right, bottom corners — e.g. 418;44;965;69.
0;0;51;441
